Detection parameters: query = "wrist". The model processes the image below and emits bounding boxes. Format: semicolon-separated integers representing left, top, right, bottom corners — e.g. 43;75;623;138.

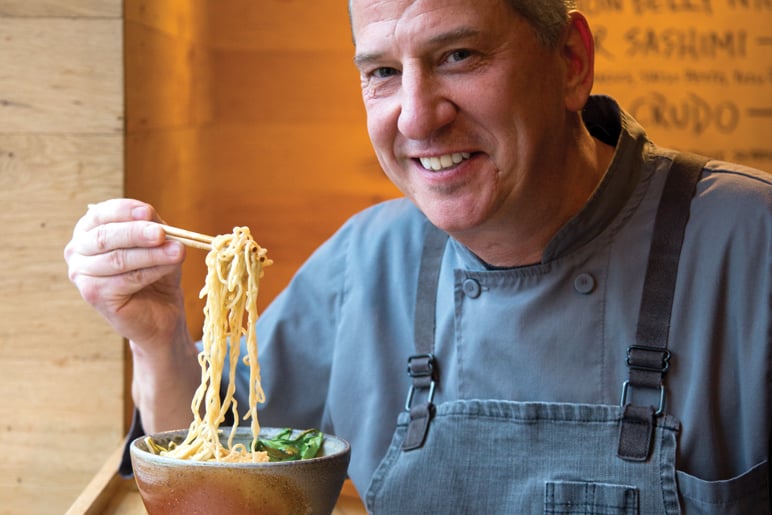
129;327;201;433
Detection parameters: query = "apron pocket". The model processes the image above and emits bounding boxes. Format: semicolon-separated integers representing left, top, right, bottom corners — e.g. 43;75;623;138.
676;459;769;514
545;480;639;515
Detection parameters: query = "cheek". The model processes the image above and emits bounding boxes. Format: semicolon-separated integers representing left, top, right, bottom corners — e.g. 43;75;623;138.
363;109;394;171
365;102;395;153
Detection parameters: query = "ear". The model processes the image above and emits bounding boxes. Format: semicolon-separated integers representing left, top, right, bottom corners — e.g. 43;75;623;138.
561;11;594;112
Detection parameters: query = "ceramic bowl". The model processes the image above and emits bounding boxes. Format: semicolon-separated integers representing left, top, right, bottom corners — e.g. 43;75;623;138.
130;427;351;515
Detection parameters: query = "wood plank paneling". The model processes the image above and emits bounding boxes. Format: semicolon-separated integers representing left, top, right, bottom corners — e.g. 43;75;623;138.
212;50;364;125
0;134;124;514
124;0;208;41
0;3;124;513
125;6;212;131
0;0;119;17
0;18;123;133
208;0;353;52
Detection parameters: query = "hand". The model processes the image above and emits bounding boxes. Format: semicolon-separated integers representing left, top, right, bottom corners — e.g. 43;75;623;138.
64;198;188;350
65;199;202;432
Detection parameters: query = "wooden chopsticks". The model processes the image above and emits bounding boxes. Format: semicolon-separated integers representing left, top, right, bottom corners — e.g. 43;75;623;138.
160;224;214;251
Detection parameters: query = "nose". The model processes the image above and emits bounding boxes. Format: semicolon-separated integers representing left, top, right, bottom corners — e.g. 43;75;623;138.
397;68;456;140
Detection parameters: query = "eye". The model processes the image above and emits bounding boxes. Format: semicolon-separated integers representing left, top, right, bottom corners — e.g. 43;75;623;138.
371;66;400;79
446;49;473;64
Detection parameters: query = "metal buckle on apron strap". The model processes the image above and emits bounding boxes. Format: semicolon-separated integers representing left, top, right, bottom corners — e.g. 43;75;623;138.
618;346;671;462
622;345;671;416
402;353;437;451
620;381;666;417
618;346;669;461
404;353;437;410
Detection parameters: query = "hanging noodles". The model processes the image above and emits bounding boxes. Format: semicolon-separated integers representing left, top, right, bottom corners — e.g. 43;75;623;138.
160;226;272;463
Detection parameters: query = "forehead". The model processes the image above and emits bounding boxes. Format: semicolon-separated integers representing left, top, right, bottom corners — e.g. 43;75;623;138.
350;0;514;47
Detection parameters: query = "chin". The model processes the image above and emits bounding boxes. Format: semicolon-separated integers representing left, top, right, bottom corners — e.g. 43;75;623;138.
418;195;483;229
424;211;482;235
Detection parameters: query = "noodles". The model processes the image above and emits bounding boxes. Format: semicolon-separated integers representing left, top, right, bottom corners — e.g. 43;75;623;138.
161;226;272;463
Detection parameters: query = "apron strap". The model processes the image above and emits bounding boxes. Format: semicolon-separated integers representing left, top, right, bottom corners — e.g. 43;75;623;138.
618;152;709;461
403;221;448;451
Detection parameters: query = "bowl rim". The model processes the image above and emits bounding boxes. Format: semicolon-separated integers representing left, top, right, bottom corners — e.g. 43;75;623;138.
130;426;351;468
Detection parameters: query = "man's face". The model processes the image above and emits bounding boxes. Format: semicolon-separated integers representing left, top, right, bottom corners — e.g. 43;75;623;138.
352;0;570;234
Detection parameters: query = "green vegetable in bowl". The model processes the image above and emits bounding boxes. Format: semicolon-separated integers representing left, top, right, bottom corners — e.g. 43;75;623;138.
254;428;324;462
143;427;325;463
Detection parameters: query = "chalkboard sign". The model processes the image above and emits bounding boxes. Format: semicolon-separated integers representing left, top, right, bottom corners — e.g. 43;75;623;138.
578;0;772;171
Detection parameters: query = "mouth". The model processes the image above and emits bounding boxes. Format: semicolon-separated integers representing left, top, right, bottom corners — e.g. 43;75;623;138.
418;152;472;171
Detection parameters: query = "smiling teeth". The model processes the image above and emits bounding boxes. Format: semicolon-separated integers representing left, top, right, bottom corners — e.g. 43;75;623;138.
419;152;471;171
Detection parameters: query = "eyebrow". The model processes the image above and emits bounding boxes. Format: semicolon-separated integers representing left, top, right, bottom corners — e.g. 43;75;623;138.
354;26;482;68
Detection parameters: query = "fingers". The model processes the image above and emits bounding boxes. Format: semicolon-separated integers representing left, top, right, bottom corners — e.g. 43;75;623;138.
74;262;182;308
73;198;158;235
66;199;154;258
64;198;186;300
77;220;167;257
67;240;184;281
65;198;173;261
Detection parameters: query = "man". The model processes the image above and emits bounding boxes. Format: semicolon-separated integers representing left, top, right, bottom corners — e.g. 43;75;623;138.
65;0;770;512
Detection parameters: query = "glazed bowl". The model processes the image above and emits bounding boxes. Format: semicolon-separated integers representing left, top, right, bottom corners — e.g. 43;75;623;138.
130;427;351;515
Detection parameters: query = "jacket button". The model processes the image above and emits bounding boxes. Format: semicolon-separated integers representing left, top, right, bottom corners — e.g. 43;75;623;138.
573;273;596;294
462;278;482;298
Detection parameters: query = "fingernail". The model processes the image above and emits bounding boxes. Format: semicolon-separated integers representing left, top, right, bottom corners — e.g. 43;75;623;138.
143;224;160;239
165;242;182;258
132;206;151;220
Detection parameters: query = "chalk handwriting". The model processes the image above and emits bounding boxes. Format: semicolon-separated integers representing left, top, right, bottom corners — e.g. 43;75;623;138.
625;28;748;59
747;107;772;117
733;148;772;163
726;0;772;10
638;70;681;84
628;92;740;135
630;0;713;15
734;69;768;85
684;69;729;85
578;0;625;14
595;71;636;84
596;68;771;87
593;26;616;59
576;0;772;171
578;0;771;12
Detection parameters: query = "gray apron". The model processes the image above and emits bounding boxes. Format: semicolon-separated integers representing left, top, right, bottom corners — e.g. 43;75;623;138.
365;154;766;513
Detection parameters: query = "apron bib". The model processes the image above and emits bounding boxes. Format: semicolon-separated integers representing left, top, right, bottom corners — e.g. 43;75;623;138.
367;401;681;513
364;154;765;513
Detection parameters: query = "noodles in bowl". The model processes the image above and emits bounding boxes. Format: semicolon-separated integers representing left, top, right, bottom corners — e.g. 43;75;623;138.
129;226;351;514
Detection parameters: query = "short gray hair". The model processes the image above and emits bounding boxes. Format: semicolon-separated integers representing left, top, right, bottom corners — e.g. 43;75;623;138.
506;0;576;47
348;1;576;48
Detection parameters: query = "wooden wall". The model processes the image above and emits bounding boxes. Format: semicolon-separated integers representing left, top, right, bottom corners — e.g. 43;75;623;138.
0;1;125;513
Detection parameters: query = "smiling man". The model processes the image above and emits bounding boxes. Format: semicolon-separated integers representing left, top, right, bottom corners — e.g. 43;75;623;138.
66;1;770;512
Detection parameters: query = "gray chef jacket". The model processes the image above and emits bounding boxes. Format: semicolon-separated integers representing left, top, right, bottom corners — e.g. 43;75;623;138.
202;96;771;503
